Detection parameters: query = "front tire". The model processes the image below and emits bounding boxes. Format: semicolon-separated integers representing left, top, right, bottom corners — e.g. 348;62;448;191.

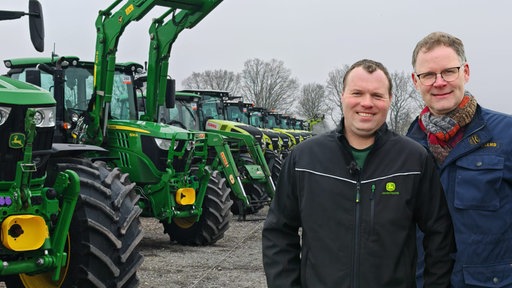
164;170;232;246
5;158;144;288
266;151;283;185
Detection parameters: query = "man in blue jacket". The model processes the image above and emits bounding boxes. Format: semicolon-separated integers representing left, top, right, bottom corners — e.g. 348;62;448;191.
408;31;512;287
262;59;455;287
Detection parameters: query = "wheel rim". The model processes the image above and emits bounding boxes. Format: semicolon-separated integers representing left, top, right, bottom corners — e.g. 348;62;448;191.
173;217;196;229
19;236;71;288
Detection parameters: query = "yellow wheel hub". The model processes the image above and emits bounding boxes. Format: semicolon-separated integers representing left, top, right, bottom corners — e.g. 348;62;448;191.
19;236;71;288
173;217;196;229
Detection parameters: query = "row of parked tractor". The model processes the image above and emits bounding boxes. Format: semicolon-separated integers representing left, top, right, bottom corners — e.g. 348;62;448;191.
0;0;321;287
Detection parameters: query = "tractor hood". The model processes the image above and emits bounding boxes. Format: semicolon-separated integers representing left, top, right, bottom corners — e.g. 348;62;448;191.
0;76;55;105
107;120;194;139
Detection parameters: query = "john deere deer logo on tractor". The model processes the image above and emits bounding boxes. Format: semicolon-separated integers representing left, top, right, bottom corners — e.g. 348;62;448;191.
9;133;25;149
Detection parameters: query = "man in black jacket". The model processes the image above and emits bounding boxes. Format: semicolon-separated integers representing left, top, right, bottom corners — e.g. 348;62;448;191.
262;59;455;288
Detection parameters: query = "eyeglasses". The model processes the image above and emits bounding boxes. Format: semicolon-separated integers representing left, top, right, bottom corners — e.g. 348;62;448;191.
415;64;465;86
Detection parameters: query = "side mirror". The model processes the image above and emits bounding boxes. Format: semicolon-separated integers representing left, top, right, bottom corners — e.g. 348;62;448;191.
165;78;176;108
262;115;268;124
216;102;224;116
137;97;146;112
238;101;244;113
29;0;44;52
0;0;44;52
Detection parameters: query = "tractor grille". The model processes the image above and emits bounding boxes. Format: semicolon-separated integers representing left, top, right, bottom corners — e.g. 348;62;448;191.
0;106;53;181
141;135;190;173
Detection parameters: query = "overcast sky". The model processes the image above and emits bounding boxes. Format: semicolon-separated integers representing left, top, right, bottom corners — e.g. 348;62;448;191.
2;0;511;113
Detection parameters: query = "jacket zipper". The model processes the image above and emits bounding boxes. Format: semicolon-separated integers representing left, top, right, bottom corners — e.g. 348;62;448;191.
370;184;375;235
352;175;361;288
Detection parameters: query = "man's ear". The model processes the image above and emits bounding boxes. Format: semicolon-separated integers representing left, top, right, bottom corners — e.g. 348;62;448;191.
463;63;470;83
411;73;420;90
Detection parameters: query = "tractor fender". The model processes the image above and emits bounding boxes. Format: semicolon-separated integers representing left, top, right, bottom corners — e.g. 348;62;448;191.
51;143;107;157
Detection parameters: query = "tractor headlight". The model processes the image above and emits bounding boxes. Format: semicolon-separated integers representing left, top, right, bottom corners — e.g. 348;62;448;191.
0;107;12;126
32;107;56;127
154;138;179;151
186;140;194;151
70;111;80;123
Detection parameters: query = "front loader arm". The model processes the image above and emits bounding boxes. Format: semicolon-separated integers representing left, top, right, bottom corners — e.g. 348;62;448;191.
89;0;215;145
88;0;158;145
143;0;223;122
205;133;249;206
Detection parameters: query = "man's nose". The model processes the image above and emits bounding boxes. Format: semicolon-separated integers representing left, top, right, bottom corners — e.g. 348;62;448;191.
360;95;374;106
433;73;448;85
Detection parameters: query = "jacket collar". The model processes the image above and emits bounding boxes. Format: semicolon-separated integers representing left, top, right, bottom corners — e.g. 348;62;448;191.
335;118;390;150
407;105;490;168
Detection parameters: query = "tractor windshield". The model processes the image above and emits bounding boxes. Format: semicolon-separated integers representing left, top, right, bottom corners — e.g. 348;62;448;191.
167;100;199;130
226;105;247;123
9;66;138;120
266;115;279;129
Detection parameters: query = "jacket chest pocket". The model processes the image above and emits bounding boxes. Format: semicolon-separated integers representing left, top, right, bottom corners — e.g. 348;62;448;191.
454;155;504;211
463;261;512;287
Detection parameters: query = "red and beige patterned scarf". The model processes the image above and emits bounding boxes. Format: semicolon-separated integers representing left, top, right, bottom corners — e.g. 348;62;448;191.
418;94;477;164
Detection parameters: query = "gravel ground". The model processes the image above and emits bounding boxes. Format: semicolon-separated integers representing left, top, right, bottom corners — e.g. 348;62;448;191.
137;207;269;288
0;208;269;288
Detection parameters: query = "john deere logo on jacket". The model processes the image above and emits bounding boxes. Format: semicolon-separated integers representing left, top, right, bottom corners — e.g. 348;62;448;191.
382;182;399;195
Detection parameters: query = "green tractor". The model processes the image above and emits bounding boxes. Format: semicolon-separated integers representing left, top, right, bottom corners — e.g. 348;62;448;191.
246;106;295;159
293;118;311;133
223;98;286;159
114;0;277;217
152;89;277;216
5;0;245;246
0;2;143;287
278;114;314;141
248;107;306;159
307;113;326;134
177;90;281;212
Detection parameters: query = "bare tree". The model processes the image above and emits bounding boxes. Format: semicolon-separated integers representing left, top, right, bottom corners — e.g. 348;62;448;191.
325;65;349;126
240;58;299;111
181;69;241;94
388;71;423;135
296;83;329;119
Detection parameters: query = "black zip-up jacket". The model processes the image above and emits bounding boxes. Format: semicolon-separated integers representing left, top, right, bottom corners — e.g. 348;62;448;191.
262;123;455;288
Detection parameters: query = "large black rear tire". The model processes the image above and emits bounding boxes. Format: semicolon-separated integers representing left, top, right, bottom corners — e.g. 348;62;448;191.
164;170;232;246
266;151;283;185
5;158;144;288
